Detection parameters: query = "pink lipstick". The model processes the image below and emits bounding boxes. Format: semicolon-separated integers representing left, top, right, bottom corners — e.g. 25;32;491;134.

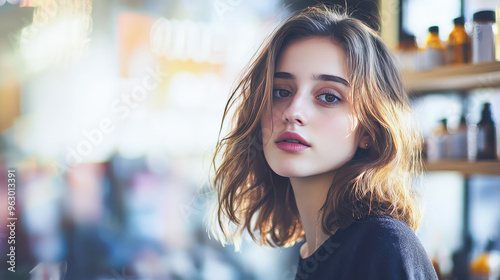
275;131;310;152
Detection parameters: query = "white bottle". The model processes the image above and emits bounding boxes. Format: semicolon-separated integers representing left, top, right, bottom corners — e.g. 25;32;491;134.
428;119;449;162
447;115;468;159
472;10;496;63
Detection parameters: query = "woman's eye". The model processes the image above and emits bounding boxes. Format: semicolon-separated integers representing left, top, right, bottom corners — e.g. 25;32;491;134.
272;89;291;98
317;93;341;104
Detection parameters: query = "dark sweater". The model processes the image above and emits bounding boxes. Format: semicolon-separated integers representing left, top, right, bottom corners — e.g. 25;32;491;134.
294;215;438;280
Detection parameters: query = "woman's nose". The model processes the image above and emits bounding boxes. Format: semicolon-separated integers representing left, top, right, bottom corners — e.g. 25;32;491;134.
281;93;308;126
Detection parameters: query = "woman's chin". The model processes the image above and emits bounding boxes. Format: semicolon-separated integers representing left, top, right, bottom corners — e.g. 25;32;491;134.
270;167;310;179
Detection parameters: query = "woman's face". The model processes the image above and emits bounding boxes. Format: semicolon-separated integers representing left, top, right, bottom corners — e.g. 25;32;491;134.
261;36;363;179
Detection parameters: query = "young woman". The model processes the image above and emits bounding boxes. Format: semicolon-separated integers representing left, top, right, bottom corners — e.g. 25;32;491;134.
210;5;438;279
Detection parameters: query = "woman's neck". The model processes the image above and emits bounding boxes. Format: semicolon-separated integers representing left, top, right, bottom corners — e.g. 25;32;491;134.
290;171;338;259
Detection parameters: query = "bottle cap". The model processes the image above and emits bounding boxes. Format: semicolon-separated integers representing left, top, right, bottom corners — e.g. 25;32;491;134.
440;118;447;127
480;103;494;122
429;26;439;33
473;10;495;22
453;16;465;25
459;114;466;125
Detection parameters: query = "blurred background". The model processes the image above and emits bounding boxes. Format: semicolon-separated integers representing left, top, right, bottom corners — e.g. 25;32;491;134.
0;0;499;279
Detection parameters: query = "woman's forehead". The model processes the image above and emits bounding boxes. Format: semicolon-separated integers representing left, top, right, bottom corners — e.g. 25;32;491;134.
275;37;350;83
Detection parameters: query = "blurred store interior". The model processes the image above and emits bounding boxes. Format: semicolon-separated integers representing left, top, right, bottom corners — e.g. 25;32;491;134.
0;0;500;279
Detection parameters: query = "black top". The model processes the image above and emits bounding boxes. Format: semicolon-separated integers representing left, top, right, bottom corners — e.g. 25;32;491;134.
295;215;438;280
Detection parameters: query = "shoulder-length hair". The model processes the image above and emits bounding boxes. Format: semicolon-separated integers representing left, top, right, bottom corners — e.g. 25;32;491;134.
210;4;423;249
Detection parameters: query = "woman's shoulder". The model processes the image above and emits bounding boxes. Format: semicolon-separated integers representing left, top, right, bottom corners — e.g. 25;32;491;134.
336;214;438;279
347;214;415;239
340;215;421;255
295;215;438;279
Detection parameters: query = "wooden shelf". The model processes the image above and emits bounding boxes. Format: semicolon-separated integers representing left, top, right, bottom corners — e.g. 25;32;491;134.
403;61;500;94
424;160;500;175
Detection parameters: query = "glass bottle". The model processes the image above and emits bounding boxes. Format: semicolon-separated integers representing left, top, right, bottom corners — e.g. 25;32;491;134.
470;240;500;280
424;26;445;70
397;33;419;72
428;118;449;161
476;103;497;160
448;114;468;159
472;10;496;63
448;16;471;65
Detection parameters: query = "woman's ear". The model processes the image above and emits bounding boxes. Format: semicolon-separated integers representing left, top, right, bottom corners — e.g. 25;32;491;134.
358;134;372;149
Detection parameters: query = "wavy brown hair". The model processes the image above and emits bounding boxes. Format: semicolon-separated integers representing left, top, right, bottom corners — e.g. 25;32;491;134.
210;4;423;249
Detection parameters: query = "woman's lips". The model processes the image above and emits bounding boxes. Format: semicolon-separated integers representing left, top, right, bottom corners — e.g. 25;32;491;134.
275;131;310;152
276;141;310;152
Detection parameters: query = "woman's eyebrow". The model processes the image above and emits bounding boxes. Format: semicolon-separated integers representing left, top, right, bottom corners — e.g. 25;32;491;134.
273;72;349;86
274;72;294;79
313;74;349;86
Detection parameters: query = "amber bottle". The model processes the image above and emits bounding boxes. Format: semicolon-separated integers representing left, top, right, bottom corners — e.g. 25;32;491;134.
448;16;471;64
470;240;500;279
424;26;445;69
476;103;497;160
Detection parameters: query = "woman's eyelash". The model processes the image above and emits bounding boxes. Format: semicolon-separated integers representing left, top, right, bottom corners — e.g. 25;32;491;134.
317;92;341;104
272;89;342;105
272;89;291;98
